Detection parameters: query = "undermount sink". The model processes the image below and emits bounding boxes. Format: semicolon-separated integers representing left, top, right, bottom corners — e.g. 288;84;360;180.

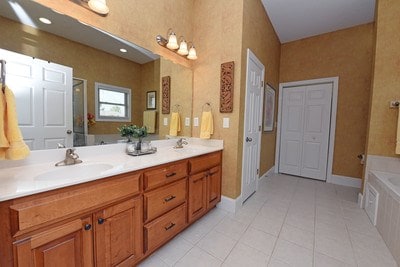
35;163;114;181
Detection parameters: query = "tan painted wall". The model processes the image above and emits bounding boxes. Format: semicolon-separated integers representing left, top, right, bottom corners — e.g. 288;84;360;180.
366;0;400;157
280;24;374;179
35;0;194;69
159;58;193;138
241;0;281;177
191;0;244;198
141;59;160;134
0;16;144;135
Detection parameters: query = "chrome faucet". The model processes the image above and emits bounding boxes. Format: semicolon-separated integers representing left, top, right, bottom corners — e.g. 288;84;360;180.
55;148;83;166
174;138;188;149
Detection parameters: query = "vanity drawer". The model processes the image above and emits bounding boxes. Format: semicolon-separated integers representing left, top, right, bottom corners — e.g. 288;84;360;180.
144;161;188;190
10;172;141;235
189;151;221;174
144;203;187;252
144;179;186;222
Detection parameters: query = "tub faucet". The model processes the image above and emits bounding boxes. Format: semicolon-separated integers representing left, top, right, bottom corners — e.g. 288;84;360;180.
174;138;188;149
55;148;83;166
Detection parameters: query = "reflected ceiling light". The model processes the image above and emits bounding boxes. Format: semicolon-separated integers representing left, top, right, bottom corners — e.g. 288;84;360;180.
87;0;109;15
39;17;52;24
156;29;197;60
120;48;127;53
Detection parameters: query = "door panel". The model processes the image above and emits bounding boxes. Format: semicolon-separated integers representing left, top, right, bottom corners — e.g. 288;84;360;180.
0;48;73;150
242;50;264;203
279;83;332;181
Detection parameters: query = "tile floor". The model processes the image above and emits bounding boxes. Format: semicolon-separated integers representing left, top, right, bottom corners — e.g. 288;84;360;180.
138;174;398;267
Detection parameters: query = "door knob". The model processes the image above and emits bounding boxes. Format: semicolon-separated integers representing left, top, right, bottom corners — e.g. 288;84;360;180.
246;137;252;142
67;130;72;134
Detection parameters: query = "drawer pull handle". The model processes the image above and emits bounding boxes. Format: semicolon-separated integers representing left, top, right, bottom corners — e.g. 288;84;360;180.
98;218;105;225
166;172;177;178
164;195;176;202
84;224;92;231
164;223;176;231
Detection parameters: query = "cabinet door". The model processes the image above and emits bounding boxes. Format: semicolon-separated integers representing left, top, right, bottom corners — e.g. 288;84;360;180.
188;171;207;223
94;197;143;267
13;217;93;267
207;166;221;209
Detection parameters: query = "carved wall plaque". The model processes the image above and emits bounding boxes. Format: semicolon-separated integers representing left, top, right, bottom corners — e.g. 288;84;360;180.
162;76;170;114
220;61;234;113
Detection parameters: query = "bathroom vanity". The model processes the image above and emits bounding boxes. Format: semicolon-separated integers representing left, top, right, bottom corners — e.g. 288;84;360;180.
0;139;223;266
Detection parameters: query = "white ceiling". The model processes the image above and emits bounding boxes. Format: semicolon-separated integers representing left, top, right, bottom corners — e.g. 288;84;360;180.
261;0;376;43
0;0;158;64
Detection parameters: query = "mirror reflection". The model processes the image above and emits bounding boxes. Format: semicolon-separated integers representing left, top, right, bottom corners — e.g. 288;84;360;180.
0;0;193;150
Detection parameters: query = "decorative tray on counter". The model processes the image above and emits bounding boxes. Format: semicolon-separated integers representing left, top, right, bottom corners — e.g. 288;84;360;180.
127;148;157;157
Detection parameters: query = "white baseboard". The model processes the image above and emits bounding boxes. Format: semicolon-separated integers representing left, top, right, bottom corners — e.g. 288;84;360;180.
259;165;275;182
330;175;362;188
217;195;242;213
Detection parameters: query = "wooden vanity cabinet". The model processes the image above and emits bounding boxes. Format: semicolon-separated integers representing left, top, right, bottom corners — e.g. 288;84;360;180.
5;171;143;267
13;216;94;267
188;152;222;223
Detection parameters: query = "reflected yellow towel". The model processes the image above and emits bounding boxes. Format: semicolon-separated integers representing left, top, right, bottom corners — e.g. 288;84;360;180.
0;86;9;159
200;111;214;139
169;112;181;136
143;110;157;134
396;109;400;154
1;86;30;160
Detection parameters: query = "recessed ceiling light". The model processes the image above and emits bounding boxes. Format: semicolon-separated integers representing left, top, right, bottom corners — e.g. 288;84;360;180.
39;17;52;25
120;48;127;53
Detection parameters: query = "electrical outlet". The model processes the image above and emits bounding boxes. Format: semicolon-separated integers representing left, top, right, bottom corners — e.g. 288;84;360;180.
185;117;190;126
223;118;230;128
163;117;168;126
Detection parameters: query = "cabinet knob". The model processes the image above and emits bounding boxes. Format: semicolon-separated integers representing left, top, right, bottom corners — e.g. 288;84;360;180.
164;222;176;231
98;218;105;225
84;224;92;231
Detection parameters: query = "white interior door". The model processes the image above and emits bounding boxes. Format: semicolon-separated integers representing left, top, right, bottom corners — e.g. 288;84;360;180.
242;49;264;203
279;83;332;181
0;48;73;150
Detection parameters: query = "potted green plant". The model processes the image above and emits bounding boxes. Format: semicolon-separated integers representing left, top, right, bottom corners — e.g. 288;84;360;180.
118;124;148;150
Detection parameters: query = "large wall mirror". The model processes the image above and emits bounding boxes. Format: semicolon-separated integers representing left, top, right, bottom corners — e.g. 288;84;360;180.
0;0;193;150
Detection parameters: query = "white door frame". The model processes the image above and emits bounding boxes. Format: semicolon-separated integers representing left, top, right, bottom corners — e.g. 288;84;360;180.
240;49;265;203
275;77;339;184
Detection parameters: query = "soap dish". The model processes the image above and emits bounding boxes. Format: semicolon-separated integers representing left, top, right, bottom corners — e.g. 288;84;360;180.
127;147;157;157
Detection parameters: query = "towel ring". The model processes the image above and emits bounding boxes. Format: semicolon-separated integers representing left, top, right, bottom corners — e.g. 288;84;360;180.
202;102;212;112
0;60;6;93
172;104;182;113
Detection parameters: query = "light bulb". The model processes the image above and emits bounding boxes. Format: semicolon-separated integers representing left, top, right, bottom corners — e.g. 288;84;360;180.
166;32;179;50
187;45;197;60
177;40;189;55
88;0;109;15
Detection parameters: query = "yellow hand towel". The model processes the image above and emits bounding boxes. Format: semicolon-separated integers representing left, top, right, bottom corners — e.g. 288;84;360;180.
0;85;9;159
396;108;400;154
169;112;181;136
2;86;30;160
143;110;157;134
200;111;214;139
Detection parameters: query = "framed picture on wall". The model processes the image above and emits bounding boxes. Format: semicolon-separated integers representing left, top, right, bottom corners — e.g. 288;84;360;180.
264;84;275;132
146;91;156;110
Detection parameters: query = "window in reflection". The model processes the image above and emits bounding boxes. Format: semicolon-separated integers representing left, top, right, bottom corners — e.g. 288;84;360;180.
95;82;131;122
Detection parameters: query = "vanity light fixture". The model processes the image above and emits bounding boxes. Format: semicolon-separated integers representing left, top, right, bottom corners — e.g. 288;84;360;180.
156;29;197;60
39;17;52;24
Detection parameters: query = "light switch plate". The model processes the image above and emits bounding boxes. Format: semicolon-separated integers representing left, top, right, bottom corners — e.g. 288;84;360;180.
185;117;190;126
193;117;199;127
223;117;230;128
163;117;168;126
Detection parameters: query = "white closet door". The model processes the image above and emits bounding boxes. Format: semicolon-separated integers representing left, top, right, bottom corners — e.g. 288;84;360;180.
0;48;73;150
279;83;332;181
279;86;306;176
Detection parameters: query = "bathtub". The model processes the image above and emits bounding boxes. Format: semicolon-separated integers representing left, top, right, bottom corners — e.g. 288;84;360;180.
368;171;400;265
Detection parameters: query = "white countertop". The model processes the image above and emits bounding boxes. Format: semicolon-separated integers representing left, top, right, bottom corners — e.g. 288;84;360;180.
0;138;223;202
